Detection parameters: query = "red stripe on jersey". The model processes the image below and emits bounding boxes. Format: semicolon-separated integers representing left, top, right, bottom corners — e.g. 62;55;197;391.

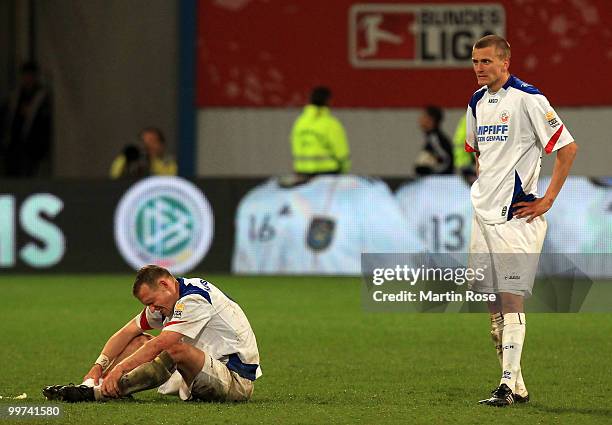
465;141;478;153
139;309;152;330
545;125;564;154
164;320;186;327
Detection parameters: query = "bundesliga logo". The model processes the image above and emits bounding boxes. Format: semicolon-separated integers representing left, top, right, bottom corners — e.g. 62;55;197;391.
348;3;506;68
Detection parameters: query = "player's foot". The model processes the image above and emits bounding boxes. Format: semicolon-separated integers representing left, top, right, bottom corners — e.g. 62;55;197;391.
513;392;530;403
42;385;64;401
43;384;95;403
478;383;514;407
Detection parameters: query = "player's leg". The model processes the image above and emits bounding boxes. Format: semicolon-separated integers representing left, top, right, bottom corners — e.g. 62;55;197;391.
487;296;504;372
103;334;153;378
113;351;176;397
480;217;546;406
165;343;253;401
468;215;512;398
43;334;157;402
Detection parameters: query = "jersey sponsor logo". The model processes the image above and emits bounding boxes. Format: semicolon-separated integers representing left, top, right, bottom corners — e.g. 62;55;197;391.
545;111;560;128
307;216;336;251
173;303;185;318
114;177;214;274
348;4;505;68
488;98;498;103
501;206;507;217
500;111;510;123
477;124;509;142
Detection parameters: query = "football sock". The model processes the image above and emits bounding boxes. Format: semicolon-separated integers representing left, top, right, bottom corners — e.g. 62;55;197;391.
489;312;504;366
491;313;528;396
117;351;176;396
500;312;526;391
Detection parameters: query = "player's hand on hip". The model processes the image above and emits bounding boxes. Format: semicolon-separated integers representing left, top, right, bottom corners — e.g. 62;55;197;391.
83;364;103;385
512;197;553;223
101;368;123;398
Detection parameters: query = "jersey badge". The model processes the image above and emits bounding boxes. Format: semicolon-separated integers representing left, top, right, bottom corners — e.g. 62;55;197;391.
307;216;336;251
173;303;185;318
500;111;510;124
545;111;560;128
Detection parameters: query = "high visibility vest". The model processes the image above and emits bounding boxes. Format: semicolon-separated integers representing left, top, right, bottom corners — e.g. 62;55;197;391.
291;105;350;174
452;115;475;170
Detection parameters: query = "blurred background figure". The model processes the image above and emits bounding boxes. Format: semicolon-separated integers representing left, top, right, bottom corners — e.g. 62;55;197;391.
0;61;52;177
109;127;177;179
452;115;477;184
413;105;453;177
291;86;350;178
109;144;146;179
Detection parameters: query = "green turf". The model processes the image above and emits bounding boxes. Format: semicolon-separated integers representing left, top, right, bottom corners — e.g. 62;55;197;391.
0;275;611;424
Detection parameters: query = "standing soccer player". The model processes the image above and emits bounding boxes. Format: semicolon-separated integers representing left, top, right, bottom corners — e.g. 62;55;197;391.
465;35;577;406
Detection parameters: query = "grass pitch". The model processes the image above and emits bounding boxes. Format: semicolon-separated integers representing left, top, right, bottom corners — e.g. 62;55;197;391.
0;275;611;424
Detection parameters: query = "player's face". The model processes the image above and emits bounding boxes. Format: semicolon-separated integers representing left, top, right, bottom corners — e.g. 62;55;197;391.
472;46;509;91
137;281;177;317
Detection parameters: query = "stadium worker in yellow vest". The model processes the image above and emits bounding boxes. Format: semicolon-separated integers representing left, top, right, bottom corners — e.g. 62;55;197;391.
291;87;350;176
452;115;477;184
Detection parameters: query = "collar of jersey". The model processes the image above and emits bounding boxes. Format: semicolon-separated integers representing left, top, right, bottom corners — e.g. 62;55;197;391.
501;75;516;91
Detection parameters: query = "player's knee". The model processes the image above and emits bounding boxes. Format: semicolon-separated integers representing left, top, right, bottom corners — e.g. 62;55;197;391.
165;342;188;362
128;334;152;351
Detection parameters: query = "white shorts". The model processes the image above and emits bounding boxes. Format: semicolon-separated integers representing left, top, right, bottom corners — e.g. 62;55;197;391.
160;354;253;402
468;214;547;297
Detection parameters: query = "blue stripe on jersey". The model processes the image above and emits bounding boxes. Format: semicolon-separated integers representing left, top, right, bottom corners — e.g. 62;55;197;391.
503;75;542;95
469;87;487;117
226;353;259;381
177;277;212;304
508;171;537;221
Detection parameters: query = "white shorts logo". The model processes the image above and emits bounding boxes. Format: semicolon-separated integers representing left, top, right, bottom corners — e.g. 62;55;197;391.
114;176;214;274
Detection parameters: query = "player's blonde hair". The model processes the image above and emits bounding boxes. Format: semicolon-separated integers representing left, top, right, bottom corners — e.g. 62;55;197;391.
133;264;173;296
473;34;511;59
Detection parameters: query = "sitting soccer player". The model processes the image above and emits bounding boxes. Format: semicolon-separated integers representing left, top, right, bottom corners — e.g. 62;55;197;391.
43;265;262;402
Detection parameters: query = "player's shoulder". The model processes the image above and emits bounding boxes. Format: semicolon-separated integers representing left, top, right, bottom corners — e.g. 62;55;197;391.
504;75;543;96
468;86;488;115
177;277;214;304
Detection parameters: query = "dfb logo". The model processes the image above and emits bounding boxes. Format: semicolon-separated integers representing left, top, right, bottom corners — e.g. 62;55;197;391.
349;4;505;68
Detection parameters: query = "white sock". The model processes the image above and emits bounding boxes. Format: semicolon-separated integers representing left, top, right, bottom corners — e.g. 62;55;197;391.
92;386;107;402
490;313;528;396
500;312;526;391
490;312;504;365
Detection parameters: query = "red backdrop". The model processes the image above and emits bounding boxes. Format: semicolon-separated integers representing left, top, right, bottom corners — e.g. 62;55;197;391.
197;0;612;107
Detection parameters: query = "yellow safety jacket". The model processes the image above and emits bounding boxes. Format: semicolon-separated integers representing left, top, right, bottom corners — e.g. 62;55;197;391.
452;115;474;170
291;105;350;174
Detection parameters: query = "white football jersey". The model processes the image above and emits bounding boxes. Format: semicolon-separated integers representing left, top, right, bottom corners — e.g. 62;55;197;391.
232;175;423;274
134;277;262;381
540;176;612;254
396;176;473;253
465;75;574;224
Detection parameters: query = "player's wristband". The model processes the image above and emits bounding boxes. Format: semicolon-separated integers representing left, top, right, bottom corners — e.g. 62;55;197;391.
95;353;111;371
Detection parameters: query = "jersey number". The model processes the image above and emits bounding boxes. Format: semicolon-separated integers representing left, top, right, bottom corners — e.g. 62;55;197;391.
431;214;465;251
248;214;276;242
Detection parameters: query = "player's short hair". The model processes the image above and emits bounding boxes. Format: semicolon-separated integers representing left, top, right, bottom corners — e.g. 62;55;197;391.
310;86;332;107
139;127;166;144
473;34;511;60
133;265;173;297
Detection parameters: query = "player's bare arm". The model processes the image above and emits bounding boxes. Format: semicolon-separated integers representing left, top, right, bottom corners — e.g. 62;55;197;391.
513;142;578;222
83;319;144;385
101;330;183;398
